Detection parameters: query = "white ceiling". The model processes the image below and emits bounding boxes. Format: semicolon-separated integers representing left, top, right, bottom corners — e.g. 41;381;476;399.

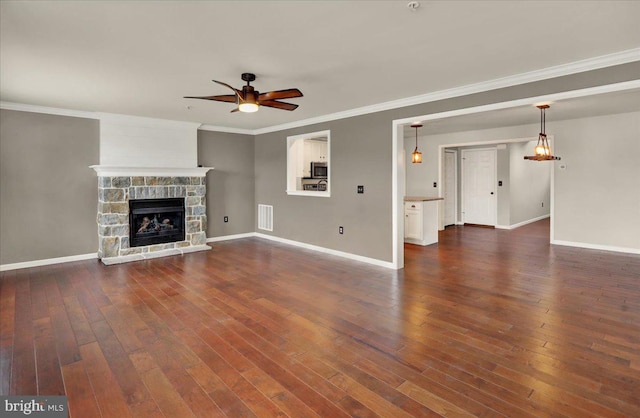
2;1;640;131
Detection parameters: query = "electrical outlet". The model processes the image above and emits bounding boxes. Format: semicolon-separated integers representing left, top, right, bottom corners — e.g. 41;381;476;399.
498;180;503;186
339;226;344;234
541;202;544;207
357;185;364;194
224;216;228;223
433;182;437;188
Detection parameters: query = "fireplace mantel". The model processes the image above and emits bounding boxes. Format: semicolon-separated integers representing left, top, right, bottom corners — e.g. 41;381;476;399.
90;165;213;177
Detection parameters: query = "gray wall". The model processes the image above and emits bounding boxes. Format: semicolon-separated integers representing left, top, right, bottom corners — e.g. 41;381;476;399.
497;145;511;226
553;111;640;250
255;112;393;262
0;110;99;264
198;130;255;238
509;141;550;225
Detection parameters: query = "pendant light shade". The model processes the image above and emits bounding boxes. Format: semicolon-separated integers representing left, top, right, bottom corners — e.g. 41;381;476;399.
524;105;561;161
411;122;423;164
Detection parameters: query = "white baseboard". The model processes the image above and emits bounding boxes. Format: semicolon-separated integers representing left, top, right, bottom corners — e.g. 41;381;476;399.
0;253;98;272
2;232;395;272
495;214;550;230
551;239;640;255
254;233;395;269
208;232;395;269
206;233;256;243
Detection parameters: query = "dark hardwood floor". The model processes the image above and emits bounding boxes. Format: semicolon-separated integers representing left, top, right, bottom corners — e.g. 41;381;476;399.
1;219;639;417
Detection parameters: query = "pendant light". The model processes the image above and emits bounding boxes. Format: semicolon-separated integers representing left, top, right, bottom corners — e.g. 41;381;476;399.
524;104;561;161
411;122;423;164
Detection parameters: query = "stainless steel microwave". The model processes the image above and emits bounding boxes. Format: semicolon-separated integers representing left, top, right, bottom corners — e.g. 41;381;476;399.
311;162;327;179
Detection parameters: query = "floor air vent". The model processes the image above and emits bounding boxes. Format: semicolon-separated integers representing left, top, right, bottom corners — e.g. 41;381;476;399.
258;204;273;231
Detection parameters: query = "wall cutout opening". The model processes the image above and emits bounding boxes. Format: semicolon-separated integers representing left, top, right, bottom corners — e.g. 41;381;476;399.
286;130;330;197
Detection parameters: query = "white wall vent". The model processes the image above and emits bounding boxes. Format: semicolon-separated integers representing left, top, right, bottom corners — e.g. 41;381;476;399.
258;204;273;231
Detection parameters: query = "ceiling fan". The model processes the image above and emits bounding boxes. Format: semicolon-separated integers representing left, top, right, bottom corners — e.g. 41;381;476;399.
184;73;303;113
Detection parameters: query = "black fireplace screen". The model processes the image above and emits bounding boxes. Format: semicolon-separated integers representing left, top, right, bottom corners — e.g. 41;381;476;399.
129;198;185;247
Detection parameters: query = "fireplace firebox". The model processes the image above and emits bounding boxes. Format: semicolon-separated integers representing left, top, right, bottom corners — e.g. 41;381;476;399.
129;198;185;247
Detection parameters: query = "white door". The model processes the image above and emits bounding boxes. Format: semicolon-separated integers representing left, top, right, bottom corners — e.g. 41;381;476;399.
444;150;457;226
462;148;496;226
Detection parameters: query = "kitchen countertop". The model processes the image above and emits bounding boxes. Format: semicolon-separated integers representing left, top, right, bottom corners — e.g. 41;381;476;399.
404;196;444;202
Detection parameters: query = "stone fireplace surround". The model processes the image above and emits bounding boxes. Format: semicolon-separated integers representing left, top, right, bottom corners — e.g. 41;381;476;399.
91;166;212;265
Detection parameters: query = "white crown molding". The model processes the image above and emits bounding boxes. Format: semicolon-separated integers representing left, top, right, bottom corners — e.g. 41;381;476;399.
0;101;99;119
3;48;639;135
198;124;254;135
90;165;213;177
97;112;202;130
393;80;640;126
254;48;640;135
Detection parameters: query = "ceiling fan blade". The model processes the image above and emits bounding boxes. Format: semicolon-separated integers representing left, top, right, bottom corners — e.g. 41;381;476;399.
184;94;237;103
259;88;303;101
259;100;299;111
212;79;242;97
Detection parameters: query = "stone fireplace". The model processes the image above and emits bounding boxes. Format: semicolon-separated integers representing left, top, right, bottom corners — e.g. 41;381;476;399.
92;168;212;264
90;113;211;264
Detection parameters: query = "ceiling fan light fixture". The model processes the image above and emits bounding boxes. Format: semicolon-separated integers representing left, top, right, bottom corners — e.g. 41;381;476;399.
524;104;561;161
238;102;259;113
411;122;423;164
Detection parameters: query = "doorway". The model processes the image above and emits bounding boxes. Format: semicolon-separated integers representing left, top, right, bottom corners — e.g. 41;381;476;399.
391;81;640;269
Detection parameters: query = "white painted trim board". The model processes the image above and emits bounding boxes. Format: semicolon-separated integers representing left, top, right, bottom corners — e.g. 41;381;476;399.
0;253;98;272
495;214;550;230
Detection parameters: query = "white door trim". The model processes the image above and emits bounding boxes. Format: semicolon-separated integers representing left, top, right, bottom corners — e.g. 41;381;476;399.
444;149;458;226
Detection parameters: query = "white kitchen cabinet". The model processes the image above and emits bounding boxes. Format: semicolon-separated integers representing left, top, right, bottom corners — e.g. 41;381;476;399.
404;202;423;240
305;139;328;162
290;138;306;178
404;199;440;246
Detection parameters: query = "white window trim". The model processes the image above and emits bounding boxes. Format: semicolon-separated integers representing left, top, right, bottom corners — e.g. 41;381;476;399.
286;130;331;197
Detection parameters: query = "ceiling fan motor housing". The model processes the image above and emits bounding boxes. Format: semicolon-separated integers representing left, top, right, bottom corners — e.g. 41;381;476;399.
241;73;256;83
242;85;258;103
